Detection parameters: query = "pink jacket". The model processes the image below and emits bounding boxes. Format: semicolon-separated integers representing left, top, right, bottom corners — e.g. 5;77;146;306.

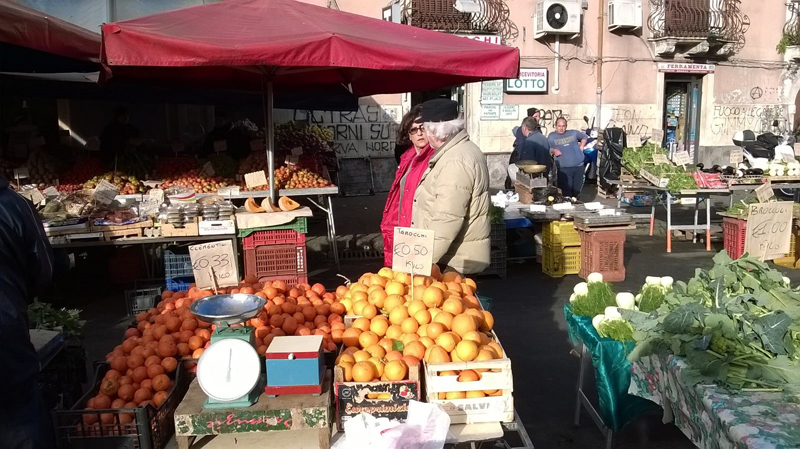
381;147;416;267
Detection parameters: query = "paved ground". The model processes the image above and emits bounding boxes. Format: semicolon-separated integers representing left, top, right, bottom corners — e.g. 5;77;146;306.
57;189;800;449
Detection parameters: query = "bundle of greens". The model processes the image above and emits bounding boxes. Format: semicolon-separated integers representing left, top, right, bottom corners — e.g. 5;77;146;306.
621;142;669;174
570;273;617;317
488;205;505;225
28;301;84;341
665;172;698;192
623;251;800;391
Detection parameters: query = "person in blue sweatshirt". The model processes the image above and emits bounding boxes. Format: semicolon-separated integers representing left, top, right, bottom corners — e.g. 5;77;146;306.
548;117;588;198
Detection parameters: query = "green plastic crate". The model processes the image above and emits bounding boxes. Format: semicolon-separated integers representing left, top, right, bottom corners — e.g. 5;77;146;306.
477;295;493;311
238;217;308;237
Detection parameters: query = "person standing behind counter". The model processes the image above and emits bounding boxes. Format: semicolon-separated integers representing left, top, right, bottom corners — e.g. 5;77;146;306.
548;117;588;198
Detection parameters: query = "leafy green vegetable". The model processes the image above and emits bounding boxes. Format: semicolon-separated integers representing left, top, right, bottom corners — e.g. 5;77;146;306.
639;285;666;313
488;205;504;225
666;172;698;192
597;319;635;342
28;301;84;341
572;282;617;317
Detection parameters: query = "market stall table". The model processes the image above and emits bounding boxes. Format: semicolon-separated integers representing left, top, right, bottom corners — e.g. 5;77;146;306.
728;182;800;205
630;352;800;449
174;373;332;449
200;186;340;267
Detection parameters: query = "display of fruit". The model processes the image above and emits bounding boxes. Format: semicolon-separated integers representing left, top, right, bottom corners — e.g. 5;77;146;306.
84;172;145;195
154;157;198;179
283;167;331;189
158;170;233;193
278;197;300;211
22;150;61;187
333;268;502;392
274;121;331;156
56;184;84;193
238;151;268;175
205;154;238;178
61;157;104;185
244;196;299;213
244;197;265;213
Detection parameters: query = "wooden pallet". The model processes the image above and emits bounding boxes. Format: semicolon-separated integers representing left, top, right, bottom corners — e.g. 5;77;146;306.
91;219;153;233
161;218;200;237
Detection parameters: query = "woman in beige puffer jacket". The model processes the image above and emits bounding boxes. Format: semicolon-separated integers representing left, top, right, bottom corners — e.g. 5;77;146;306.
410;107;490;274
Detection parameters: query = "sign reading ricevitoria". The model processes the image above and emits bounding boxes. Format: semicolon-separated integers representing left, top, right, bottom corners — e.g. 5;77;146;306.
505;68;548;93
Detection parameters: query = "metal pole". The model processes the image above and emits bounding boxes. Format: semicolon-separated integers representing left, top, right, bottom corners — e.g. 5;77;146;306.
263;78;276;203
596;0;606;128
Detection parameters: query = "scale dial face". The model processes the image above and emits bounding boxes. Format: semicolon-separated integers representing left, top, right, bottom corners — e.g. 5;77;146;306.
197;338;260;402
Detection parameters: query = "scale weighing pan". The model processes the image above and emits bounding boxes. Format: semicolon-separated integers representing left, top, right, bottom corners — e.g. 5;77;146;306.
190;294;266;326
516;160;547;174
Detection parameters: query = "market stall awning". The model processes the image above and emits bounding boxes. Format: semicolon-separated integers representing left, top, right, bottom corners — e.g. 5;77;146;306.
0;0;100;62
100;0;520;96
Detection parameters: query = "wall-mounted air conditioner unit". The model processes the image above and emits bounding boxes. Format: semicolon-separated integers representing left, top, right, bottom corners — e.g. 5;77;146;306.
608;0;642;31
534;0;582;39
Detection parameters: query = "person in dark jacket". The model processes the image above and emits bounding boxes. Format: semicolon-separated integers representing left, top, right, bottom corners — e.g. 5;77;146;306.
515;118;552;174
0;175;55;449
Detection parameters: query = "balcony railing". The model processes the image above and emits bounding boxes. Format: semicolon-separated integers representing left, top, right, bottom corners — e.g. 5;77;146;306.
402;0;518;44
648;0;749;54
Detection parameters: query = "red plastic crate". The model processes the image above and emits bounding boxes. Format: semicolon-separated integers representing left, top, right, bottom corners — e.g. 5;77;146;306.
245;243;307;279
578;230;626;282
258;274;309;288
722;217;747;260
242;229;305;250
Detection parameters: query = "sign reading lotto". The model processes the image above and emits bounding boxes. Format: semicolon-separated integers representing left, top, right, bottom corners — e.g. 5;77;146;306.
657;63;715;74
505;68;548;93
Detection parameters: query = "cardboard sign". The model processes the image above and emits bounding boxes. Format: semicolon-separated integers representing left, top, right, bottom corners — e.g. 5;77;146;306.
19;188;45;204
285;155;300;165
43;186;59;197
730;148;743;164
529;204;546;212
202;162;215;176
745;201;793;260
14;167;29;179
147;188;165;204
651;129;664;143
652;154;670;165
673;151;691;166
755;181;775;203
94;180;120;205
628;136;642;148
552;203;574;210
188;240;239;289
217;186;240;197
250;139;264;152
392;227;434;276
213;140;227;153
244;171;268;189
290;146;304;156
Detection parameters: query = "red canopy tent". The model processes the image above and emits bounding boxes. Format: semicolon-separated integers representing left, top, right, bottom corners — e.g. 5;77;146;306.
0;0;100;62
101;0;520;199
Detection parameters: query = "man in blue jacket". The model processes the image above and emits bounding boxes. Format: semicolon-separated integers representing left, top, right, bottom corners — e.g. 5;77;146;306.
0;175;55;449
514;117;552;175
548;117;589;198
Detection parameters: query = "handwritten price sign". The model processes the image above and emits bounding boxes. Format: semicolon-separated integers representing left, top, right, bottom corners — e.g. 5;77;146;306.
745;202;793;261
188;240;239;289
392;227;434;276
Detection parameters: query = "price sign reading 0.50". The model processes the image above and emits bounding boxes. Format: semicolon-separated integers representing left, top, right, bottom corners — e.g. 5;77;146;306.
392;227;435;276
188;240;239;289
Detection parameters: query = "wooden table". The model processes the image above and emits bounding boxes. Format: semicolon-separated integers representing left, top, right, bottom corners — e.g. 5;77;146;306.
174;372;331;449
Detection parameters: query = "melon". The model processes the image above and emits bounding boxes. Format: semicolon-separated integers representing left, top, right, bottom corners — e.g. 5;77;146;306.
245;197;264;213
261;197;281;212
278;197;300;212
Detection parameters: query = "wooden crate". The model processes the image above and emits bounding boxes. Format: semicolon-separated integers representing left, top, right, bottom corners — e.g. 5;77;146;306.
104;228;143;240
422;331;514;424
332;358;421;428
161;218;200;237
91;219;153;233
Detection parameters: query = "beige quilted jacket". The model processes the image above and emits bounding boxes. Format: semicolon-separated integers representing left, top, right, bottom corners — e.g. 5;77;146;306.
410;130;490;274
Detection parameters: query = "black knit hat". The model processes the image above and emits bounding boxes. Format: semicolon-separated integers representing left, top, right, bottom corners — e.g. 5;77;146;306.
420;99;459;122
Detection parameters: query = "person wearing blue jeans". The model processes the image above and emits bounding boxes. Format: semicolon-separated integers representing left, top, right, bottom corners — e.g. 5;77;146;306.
548;117;588;198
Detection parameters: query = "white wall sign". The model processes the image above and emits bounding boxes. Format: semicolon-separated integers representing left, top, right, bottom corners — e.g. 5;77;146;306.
481;105;500;120
505;68;548;93
657;63;715;74
481;80;504;104
500;105;519;121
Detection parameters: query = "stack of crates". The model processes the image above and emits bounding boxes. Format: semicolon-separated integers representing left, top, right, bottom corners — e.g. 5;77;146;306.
578;229;626;282
724;217;800;267
241;218;308;285
482;222;507;278
542;221;581;277
164;250;194;291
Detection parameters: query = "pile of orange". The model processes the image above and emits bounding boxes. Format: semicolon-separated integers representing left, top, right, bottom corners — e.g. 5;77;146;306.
333;266;503;390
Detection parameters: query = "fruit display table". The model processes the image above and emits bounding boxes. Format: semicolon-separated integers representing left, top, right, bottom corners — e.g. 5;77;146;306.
173;372;332;449
630;353;800;449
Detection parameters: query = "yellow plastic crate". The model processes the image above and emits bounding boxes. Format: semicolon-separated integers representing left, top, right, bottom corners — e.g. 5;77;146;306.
542;244;581;277
543;221;580;247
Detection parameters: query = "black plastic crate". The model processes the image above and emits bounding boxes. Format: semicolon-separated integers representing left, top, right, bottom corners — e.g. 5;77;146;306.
490;223;506;250
480;248;507;278
53;362;188;449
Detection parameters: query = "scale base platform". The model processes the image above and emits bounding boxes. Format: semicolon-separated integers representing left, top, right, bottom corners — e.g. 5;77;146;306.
203;387;261;409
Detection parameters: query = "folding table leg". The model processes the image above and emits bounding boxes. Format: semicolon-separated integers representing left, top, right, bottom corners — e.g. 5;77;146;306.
666;193;672;253
693;197;699;244
649;200;655;236
706;196;712;251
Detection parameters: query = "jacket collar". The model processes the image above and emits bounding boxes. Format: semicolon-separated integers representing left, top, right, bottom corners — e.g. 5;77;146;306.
430;130;469;166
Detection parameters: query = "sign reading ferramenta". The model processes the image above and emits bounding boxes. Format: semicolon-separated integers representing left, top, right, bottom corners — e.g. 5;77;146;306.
505;68;548;93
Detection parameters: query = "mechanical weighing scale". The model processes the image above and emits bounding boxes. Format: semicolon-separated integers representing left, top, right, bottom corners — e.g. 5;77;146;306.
190;293;266;409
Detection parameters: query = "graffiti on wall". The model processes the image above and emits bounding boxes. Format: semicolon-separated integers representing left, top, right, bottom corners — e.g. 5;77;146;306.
535;109;570;135
292;105;401;158
709;105;788;137
722;86;787;104
606;107;654;137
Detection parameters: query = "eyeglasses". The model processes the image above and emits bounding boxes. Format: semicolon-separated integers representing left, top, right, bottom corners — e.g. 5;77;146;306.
409;125;425;135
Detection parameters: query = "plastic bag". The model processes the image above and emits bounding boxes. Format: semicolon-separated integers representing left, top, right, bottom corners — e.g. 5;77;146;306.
331;400;450;449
